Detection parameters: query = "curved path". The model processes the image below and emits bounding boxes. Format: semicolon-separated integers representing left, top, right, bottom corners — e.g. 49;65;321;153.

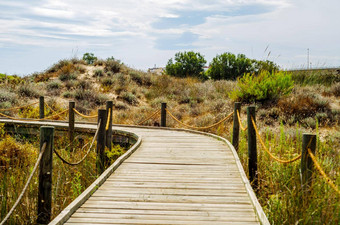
0;119;269;225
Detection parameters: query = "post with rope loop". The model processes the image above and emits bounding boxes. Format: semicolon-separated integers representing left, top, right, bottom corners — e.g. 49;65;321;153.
161;102;167;127
232;102;241;151
106;101;113;151
301;134;316;193
39;96;45;119
37;126;54;225
97;109;107;175
247;106;258;189
69;101;75;151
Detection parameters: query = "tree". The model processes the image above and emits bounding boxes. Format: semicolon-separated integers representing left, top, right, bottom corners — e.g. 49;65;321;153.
207;52;279;80
82;53;97;64
165;51;207;79
207;53;254;80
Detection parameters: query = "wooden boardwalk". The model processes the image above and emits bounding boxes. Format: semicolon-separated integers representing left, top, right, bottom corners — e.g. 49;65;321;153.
0;119;269;224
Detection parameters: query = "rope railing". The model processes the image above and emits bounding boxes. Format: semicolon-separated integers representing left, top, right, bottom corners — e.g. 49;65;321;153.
0;142;47;225
73;108;98;118
237;110;248;131
0;101;39;112
166;108;234;130
136;109;161;125
251;116;302;164
105;108;111;131
53;121;100;166
44;102;58;114
0;109;69;122
308;148;340;195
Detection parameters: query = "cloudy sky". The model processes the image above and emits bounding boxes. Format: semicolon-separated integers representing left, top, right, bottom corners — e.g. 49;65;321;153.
1;0;339;75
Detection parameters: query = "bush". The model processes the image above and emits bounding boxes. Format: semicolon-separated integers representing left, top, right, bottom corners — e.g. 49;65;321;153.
119;92;138;105
17;83;40;98
82;53;97;64
93;69;104;77
207;52;279;80
130;71;152;86
47;80;62;90
62;91;74;98
0;89;17;104
76;80;91;90
59;72;77;81
165;51;207;79
101;77;114;87
0;73;23;85
104;58;121;73
229;71;294;103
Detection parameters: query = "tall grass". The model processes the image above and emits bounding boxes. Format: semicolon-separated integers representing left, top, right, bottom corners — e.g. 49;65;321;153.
236;122;339;224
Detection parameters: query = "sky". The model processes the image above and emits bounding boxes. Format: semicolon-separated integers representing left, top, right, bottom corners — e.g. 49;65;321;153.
0;0;339;76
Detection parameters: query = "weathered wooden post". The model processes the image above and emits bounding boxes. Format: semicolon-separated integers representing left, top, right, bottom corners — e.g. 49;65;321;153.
106;101;113;151
97;109;107;174
68;101;75;151
161;102;167;127
247;106;258;189
232;102;241;151
37;126;54;224
301;134;316;192
39;96;44;119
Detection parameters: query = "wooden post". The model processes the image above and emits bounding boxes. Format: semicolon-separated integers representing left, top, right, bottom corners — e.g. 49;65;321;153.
232;102;241;151
301;134;316;191
247;106;258;189
68;101;75;151
106;101;113;151
97;109;107;174
37;126;54;224
161;102;167;127
39;96;44;119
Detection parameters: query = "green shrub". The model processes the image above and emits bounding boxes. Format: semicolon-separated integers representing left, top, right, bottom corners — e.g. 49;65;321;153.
17;83;40;98
0;73;23;85
130;71;152;86
62;91;74;98
46;59;71;73
0;89;17;104
76;80;91;90
82;53;97;64
104;58;121;73
166;51;207;79
59;72;77;81
93;69;104;77
229;71;294;103
331;83;340;97
47;80;62;90
119;92;138;105
101;77;114;87
207;52;279;80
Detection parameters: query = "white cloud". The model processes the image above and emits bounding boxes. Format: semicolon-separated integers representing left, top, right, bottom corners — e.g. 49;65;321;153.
0;0;339;74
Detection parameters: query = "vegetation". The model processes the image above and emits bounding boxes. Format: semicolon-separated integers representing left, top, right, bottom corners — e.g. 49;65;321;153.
165;51;207;79
229;71;294;103
82;53;97;65
0;57;339;224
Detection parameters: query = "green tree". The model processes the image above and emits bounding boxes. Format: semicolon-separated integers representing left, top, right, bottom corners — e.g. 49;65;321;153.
207;53;254;80
207;52;279;80
165;51;207;79
82;53;97;64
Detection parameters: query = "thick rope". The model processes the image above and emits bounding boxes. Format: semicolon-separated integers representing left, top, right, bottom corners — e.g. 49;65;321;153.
137;109;161;125
73;108;98;118
44;102;58;114
166;108;233;130
251;117;302;163
105;108;111;131
0;101;39;112
53;121;100;166
308;148;340;195
0;142;46;225
237;110;248;131
0;109;68;122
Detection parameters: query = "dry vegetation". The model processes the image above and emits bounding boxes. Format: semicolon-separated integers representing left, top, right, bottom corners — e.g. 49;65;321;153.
0;59;339;224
